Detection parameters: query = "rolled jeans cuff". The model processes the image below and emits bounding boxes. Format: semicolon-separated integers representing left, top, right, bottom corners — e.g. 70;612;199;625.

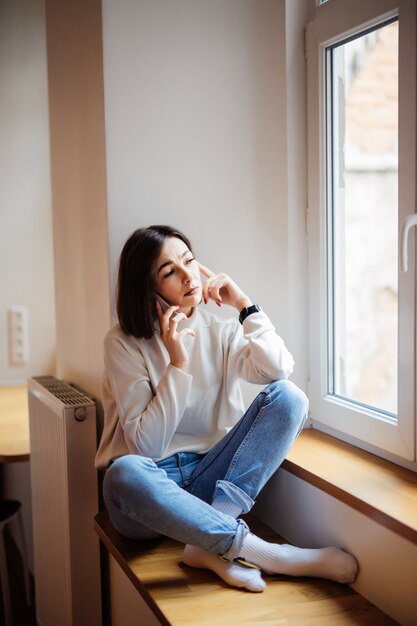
212;479;255;515
221;517;250;561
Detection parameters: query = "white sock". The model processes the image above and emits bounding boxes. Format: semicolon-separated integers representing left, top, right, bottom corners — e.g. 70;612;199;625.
239;533;358;584
183;545;265;592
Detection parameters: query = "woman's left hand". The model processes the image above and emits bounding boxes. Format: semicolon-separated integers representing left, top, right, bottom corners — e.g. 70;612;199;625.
199;263;252;311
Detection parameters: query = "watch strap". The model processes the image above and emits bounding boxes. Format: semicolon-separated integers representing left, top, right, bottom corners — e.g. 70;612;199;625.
239;304;261;325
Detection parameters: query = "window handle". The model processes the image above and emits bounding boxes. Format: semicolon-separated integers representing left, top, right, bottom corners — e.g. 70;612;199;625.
400;213;417;272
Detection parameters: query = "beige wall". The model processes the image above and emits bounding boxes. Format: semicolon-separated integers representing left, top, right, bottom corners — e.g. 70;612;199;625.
0;0;55;573
1;0;110;575
45;0;111;400
0;0;110;394
0;0;55;384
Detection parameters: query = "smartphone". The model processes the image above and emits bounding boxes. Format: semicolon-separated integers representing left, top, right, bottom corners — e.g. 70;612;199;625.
153;292;172;314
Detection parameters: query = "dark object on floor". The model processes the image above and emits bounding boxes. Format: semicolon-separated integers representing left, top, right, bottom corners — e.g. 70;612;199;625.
0;515;35;626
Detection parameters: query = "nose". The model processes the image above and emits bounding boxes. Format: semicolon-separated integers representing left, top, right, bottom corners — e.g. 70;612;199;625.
181;266;193;283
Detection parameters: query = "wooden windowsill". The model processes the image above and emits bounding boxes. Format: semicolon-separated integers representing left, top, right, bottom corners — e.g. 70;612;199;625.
281;429;417;544
95;511;395;626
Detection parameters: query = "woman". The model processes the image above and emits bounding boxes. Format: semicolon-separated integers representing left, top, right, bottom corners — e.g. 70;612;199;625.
95;225;357;592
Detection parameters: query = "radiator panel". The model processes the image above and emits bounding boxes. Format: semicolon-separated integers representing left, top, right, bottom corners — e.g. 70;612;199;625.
28;376;102;626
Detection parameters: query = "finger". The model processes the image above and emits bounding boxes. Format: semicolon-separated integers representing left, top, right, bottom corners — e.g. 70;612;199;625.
178;328;196;339
208;287;220;302
202;279;215;304
205;278;222;303
164;305;180;320
201;277;210;304
198;263;215;278
211;283;222;302
167;311;186;337
172;312;187;323
160;305;179;333
203;285;222;306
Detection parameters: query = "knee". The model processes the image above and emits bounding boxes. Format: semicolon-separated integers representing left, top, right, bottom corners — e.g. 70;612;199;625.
264;379;309;427
103;454;155;499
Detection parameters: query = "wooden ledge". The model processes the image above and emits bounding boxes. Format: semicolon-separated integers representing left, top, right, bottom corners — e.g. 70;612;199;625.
94;511;395;626
0;385;30;462
282;429;417;544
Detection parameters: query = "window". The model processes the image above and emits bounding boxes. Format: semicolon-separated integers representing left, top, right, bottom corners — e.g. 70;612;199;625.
328;19;399;417
307;0;416;466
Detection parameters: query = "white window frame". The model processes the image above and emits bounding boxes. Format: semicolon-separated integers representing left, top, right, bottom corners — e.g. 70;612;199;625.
307;0;416;466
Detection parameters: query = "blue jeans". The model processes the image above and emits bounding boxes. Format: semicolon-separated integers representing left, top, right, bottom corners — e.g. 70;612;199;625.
103;380;308;560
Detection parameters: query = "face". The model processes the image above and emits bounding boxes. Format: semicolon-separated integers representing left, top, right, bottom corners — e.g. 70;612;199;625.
153;237;202;316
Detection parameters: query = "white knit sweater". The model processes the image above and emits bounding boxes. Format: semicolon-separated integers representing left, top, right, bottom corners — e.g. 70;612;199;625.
94;307;294;469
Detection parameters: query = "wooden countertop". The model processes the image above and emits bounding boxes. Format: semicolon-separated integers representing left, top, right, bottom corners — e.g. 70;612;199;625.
0;385;30;462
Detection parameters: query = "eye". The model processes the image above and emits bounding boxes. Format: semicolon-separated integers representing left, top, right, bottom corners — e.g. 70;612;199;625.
163;268;174;278
186;257;195;265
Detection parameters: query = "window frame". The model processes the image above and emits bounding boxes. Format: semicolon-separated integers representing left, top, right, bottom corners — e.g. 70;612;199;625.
306;0;417;467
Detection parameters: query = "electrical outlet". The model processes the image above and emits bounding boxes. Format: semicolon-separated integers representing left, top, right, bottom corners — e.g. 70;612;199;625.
8;305;29;366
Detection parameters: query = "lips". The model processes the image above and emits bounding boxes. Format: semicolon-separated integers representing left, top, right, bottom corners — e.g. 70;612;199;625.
184;286;199;297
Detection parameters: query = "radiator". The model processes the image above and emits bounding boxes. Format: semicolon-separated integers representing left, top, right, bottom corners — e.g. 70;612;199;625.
28;376;102;626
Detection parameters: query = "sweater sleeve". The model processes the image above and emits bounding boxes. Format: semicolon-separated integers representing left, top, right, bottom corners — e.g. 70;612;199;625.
225;311;294;384
104;334;193;459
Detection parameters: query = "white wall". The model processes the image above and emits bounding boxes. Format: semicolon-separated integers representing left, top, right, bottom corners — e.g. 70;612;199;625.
0;0;56;385
102;0;309;394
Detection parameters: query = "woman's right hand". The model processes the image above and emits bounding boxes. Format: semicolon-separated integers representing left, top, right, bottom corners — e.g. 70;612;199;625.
155;300;195;370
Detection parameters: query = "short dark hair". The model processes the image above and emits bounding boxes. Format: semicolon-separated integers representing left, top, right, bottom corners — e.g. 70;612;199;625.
116;225;193;339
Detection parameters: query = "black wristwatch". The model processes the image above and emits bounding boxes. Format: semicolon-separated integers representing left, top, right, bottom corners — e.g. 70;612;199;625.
239;304;261;325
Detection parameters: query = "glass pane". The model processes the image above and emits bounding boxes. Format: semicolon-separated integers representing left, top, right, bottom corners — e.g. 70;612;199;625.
328;20;398;416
